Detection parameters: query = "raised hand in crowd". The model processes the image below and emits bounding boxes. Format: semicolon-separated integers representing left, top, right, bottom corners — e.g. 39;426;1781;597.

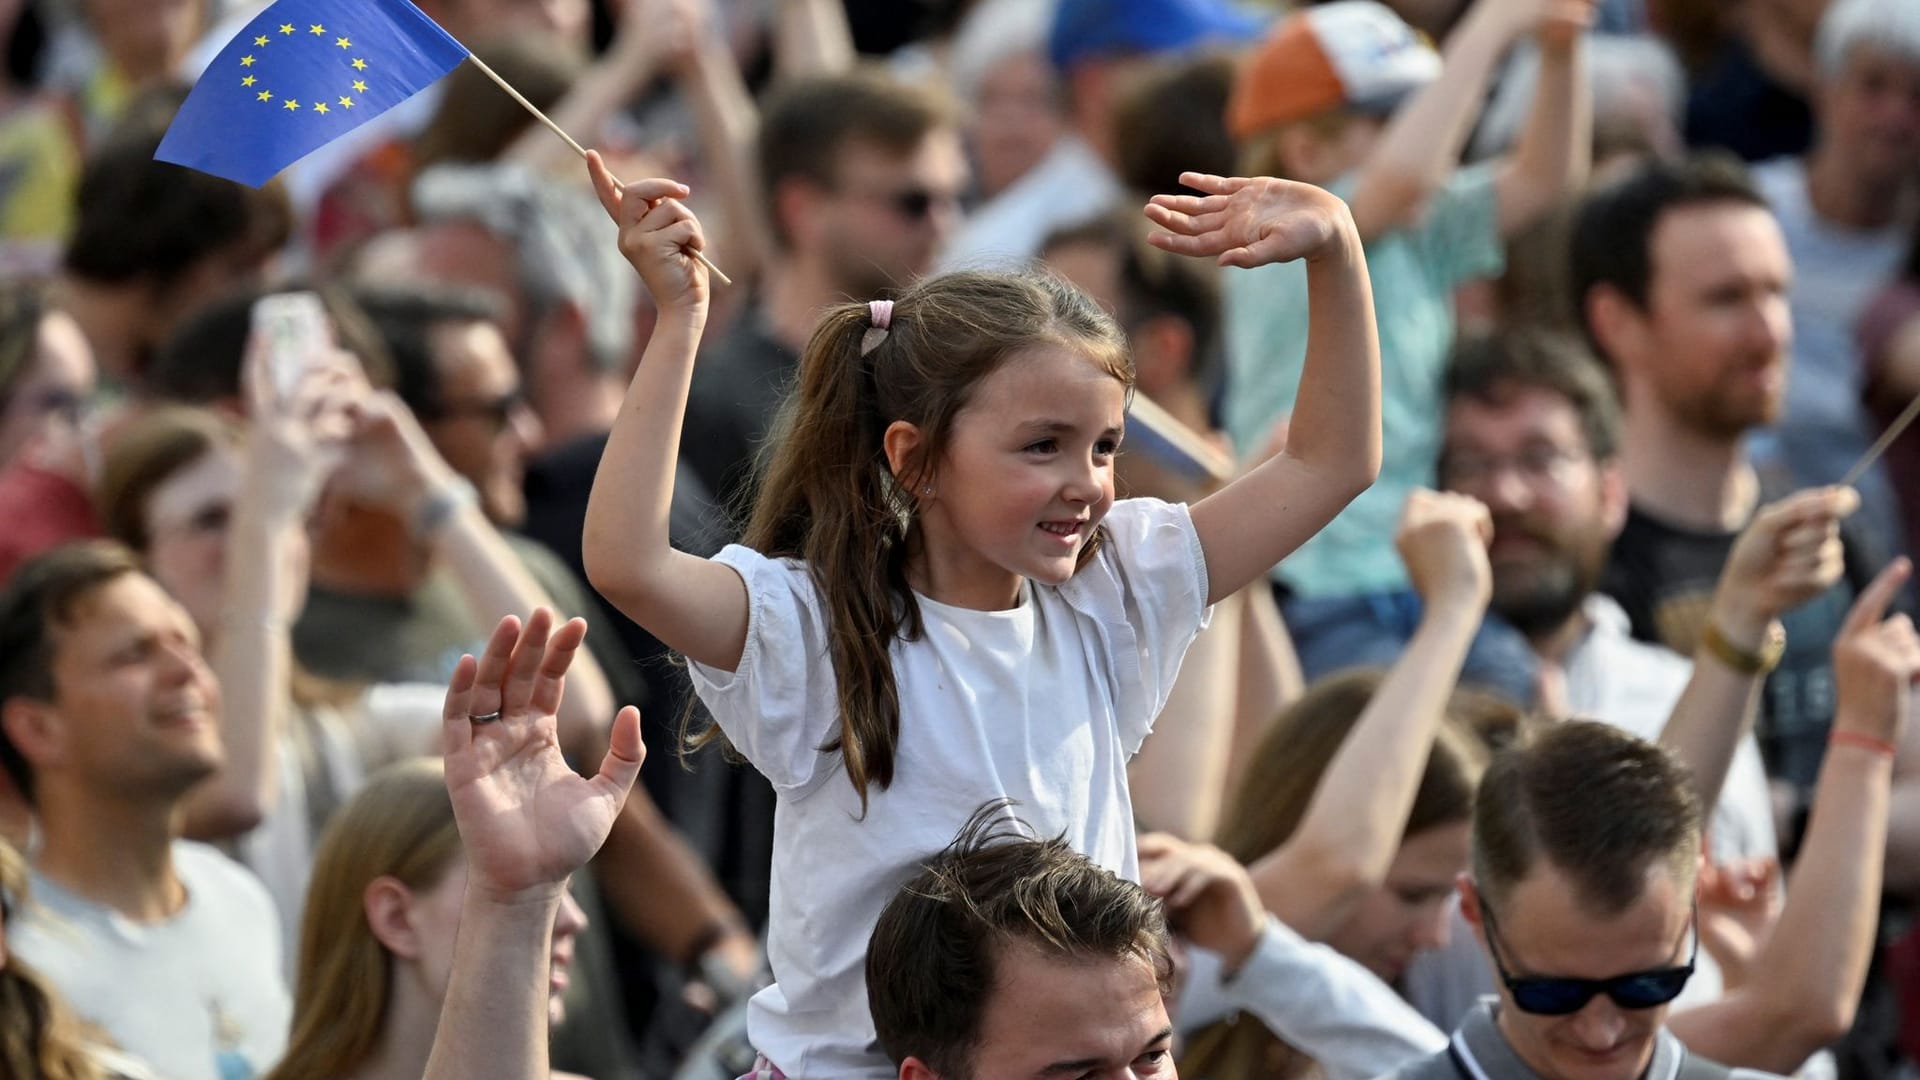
1140;831;1267;978
427;609;645;1080
1246;490;1491;939
1146;172;1355;271
1695;854;1782;991
1668;558;1918;1071
1660;484;1857;815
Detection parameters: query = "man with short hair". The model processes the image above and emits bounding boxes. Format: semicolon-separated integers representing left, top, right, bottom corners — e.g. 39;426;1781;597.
866;804;1447;1080
0;541;289;1080
1388;594;1917;1080
690;70;968;515
1571;154;1891;839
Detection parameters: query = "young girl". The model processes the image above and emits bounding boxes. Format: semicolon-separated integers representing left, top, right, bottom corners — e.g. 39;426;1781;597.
581;159;1382;1078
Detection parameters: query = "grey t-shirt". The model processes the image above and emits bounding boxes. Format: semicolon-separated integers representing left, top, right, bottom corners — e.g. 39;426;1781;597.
1376;999;1780;1080
11;842;290;1080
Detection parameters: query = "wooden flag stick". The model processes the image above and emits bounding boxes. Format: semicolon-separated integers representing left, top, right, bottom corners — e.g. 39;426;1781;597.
1842;387;1920;489
466;54;733;287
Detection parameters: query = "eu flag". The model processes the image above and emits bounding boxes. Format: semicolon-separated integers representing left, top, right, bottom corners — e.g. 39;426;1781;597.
156;0;470;187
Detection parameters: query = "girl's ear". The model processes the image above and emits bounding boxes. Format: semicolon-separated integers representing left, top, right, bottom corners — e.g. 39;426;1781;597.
364;876;422;959
883;420;929;491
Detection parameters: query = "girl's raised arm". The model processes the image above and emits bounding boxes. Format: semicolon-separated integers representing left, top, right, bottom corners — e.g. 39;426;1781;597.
580;152;750;672
1146;173;1382;606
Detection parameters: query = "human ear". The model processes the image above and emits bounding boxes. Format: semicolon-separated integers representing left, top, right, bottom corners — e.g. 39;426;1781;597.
1;697;65;774
1456;873;1487;942
1599;461;1629;541
899;1057;940;1080
1584;284;1645;374
883;420;932;493
363;877;423;959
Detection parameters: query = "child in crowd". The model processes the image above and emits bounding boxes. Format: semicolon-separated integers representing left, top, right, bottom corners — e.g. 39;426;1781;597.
580;156;1382;1076
1221;0;1594;695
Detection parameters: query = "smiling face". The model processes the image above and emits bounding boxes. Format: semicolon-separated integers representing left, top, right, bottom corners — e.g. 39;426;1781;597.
40;573;224;803
906;343;1127;609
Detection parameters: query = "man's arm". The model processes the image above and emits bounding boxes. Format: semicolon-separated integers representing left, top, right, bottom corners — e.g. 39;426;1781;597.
1667;560;1920;1072
1658;487;1855;813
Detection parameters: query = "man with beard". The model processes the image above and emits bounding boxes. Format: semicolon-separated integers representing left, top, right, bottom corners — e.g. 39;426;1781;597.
1570;154;1898;849
685;71;968;518
1410;327;1856;1042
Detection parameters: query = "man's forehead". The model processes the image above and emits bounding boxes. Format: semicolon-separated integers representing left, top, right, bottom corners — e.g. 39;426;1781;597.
1648;202;1787;281
1447;384;1584;441
53;573;185;642
973;943;1171;1075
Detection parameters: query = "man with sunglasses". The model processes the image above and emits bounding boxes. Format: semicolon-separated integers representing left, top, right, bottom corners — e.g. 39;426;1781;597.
1383;563;1920;1080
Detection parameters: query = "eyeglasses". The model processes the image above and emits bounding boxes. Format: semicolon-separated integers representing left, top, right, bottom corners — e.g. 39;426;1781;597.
843;185;959;222
433;388;528;432
1479;896;1697;1016
1440;445;1589;491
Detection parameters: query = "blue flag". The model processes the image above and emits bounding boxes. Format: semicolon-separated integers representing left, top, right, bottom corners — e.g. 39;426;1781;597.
156;0;469;187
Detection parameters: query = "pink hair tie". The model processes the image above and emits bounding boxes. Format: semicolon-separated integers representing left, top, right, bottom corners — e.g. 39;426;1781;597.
861;300;895;356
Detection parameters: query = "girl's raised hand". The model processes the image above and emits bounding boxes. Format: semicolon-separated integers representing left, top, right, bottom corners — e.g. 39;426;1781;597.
442;609;646;903
586;149;710;313
1145;172;1356;270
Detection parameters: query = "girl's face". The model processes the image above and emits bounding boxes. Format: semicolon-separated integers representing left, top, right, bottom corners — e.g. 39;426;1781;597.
1326;822;1472;983
911;343;1126;610
405;857;588;1027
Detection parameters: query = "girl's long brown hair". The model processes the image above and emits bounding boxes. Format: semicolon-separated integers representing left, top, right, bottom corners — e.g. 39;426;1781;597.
0;841;108;1080
264;760;463;1080
700;271;1130;812
1179;670;1503;1080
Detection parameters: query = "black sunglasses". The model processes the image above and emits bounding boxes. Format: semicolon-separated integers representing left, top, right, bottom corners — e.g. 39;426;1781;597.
846;185;953;221
1480;897;1696;1016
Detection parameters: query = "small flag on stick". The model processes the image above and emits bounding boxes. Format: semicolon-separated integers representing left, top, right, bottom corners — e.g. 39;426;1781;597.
156;0;729;284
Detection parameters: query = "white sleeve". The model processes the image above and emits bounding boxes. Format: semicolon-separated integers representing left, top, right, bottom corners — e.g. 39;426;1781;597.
1184;918;1446;1080
685;545;843;793
1093;498;1212;750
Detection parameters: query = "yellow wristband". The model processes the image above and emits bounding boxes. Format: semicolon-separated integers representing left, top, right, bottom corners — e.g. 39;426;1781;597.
1699;619;1785;675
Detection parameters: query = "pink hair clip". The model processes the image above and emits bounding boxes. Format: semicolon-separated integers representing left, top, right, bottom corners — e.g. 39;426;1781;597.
861;300;895;356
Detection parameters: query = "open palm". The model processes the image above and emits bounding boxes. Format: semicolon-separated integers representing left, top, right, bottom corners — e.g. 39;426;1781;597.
441;610;645;901
1145;172;1349;269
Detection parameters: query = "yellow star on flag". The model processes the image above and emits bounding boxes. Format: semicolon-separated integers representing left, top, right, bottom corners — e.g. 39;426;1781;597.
242;75;256;86
314;101;330;114
335;36;351;48
278;23;293;33
240;55;255;66
283;99;300;110
309;23;325;34
338;96;354;108
351;79;367;93
257;90;273;101
253;35;268;46
351;58;367;70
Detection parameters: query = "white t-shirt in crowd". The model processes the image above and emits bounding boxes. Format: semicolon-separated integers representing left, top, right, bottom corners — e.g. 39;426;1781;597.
689;497;1212;1079
12;842;291;1080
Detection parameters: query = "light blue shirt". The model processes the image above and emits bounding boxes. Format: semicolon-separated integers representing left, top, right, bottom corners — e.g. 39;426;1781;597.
1223;164;1506;598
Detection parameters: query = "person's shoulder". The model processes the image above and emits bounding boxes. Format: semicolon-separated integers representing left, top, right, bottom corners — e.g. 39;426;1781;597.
172;841;278;918
1368;1046;1455;1080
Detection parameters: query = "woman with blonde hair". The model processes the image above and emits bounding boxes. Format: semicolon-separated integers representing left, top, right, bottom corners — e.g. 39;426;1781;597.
265;757;589;1080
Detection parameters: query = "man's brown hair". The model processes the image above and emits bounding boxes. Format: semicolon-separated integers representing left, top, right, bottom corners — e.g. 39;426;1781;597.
866;801;1172;1079
757;69;956;250
1472;720;1702;915
0;541;145;803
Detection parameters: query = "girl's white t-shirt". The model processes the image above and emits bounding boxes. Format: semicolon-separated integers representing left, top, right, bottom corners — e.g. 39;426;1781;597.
689;497;1211;1079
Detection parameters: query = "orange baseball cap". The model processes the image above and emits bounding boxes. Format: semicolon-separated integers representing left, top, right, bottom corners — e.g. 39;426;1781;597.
1226;1;1441;140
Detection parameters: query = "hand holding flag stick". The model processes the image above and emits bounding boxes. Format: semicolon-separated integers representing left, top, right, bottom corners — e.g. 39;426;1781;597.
154;0;728;285
462;53;731;286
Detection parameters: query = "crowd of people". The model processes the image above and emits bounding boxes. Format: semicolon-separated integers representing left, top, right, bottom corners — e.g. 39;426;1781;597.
0;0;1916;1076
